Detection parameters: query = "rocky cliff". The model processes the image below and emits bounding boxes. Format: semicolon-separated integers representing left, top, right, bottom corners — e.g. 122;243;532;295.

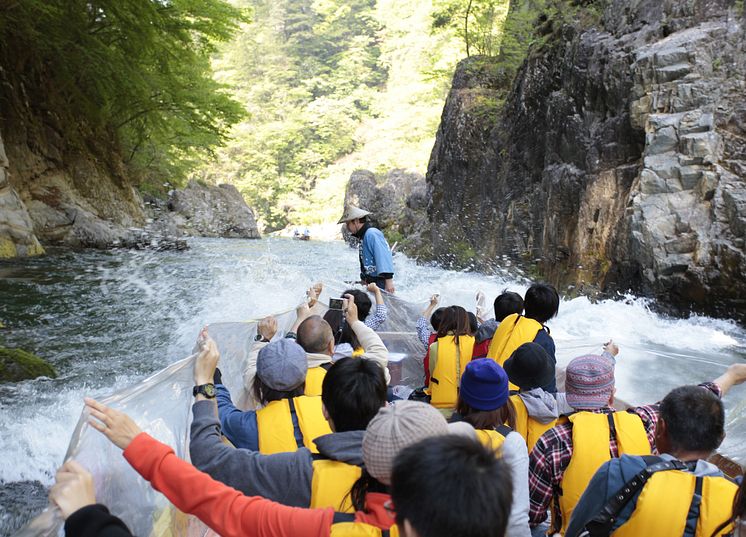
0;131;44;258
146;180;260;239
422;0;746;320
0;125;260;255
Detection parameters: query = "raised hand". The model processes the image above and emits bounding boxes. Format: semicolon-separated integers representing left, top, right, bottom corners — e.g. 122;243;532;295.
49;460;96;519
85;398;142;450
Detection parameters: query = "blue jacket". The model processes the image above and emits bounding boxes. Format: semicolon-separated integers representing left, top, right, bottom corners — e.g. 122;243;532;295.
216;384;304;451
359;227;394;279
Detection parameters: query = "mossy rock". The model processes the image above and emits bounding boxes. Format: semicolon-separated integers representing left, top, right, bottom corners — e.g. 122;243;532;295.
0;347;57;382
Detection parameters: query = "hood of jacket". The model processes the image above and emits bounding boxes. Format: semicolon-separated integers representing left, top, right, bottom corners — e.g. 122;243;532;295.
313;430;365;466
518;388;573;424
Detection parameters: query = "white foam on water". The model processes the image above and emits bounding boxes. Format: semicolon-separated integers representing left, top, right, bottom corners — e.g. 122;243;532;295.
1;237;745;493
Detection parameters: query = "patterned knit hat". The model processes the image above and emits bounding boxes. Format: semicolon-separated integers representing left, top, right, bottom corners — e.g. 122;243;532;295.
565;354;615;410
362;401;472;485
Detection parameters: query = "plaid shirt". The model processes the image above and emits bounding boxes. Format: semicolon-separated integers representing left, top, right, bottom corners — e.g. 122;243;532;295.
528;382;722;529
364;303;388;331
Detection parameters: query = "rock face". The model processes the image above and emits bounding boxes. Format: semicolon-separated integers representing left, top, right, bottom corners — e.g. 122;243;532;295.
150;180;260;239
341;169;427;248
0;132;44;258
424;0;746;320
0;121;260;254
0;347;57;383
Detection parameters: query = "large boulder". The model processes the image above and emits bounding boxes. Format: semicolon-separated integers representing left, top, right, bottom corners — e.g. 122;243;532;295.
0;347;57;383
0;131;44;258
341;169;427;250
161;180;261;238
423;0;746;320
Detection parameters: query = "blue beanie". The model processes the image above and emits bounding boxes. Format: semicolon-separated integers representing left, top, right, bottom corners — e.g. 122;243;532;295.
460;359;510;411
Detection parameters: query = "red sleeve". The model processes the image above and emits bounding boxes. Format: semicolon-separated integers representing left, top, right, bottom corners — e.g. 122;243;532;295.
123;433;333;537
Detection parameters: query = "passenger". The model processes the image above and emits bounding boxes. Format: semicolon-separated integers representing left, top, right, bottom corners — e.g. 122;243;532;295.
474;290;525;357
566;382;743;537
215;338;331;453
57;402;514;537
415;294;442;385
303;293;390;385
503;342;609;451
295;315;335;396
189;335;388;511
427;305;475;410
236;314;277;410
451;358;531;537
365;282;388;330
487;283;559;392
528;357;746;536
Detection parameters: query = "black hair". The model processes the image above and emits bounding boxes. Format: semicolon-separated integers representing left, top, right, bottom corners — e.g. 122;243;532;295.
343;289;372;321
660;386;725;454
297;316;333;353
323;309;361;349
252;376;305;405
467;311;478;334
391;435;513;537
494;290;524;322
456;397;516;430
321;357;386;432
437;306;472;344
349;469;388;512
524;283;560;324
430;307;446;331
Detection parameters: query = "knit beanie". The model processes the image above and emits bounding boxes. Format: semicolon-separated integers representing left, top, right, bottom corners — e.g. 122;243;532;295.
503;343;555;391
256;339;308;391
565;354;615;410
459;359;510;411
362;401;452;486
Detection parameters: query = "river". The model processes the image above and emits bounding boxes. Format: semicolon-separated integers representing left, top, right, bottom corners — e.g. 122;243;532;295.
1;238;745;535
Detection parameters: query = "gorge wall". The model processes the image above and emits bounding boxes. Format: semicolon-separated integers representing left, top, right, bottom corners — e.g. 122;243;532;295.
420;0;746;320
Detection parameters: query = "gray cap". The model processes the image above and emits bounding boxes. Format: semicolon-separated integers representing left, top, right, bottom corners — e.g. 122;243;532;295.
362;401;474;485
256;339;308;391
337;205;371;224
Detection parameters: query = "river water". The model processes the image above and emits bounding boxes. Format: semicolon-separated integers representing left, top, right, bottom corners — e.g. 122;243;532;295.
1;238;745;535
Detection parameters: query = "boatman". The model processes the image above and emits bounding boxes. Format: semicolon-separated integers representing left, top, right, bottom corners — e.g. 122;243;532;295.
338;205;395;293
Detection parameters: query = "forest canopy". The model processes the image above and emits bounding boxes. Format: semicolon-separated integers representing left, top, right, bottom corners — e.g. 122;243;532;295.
0;0;246;180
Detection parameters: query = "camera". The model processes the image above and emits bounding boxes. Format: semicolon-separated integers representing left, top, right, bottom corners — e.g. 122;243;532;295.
329;298;344;311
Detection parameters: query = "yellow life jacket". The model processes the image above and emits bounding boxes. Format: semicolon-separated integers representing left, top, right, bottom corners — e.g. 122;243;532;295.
305;366;328;397
256;396;332;455
556;411;651;535
475;424;511;453
310;458;363;513
510;394;563;452
429;334;475;409
613;468;737;537
329;513;399;537
486;314;544;366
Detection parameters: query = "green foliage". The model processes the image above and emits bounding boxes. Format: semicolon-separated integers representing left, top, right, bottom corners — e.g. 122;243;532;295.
0;347;57;382
205;0;387;230
207;0;464;230
432;0;511;56
0;0;247;184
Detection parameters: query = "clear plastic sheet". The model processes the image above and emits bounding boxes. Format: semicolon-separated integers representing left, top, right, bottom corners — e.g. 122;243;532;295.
16;284;428;537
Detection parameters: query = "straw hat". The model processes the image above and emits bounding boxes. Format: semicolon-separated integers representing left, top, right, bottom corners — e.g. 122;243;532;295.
337;205;371;224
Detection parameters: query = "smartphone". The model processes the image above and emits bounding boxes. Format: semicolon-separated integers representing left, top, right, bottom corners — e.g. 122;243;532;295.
329;298;344;310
